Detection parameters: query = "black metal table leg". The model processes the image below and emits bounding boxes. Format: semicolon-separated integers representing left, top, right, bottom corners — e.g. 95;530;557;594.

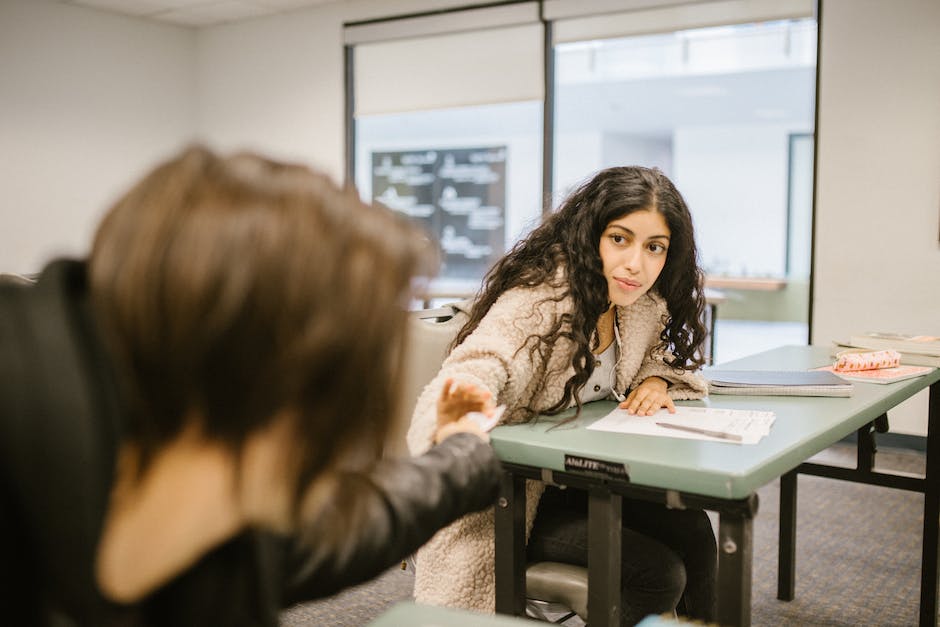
494;470;526;617
858;420;878;472
706;303;717;365
777;469;798;601
920;382;940;627
588;488;622;627
717;510;754;627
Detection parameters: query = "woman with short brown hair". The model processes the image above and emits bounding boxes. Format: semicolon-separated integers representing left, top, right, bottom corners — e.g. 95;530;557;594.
0;145;499;626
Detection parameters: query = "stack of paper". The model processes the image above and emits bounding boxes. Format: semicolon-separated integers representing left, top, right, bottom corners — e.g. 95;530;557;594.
587;406;776;445
848;332;940;354
704;369;853;397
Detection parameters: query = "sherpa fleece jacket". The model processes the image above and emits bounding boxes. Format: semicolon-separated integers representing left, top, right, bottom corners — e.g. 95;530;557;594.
406;280;708;612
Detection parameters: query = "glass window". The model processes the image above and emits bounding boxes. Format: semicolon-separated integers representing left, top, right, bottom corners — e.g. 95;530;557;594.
349;9;544;307
554;18;817;361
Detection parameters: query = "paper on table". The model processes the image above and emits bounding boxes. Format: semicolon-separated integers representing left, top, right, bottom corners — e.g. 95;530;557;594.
587;406;776;445
465;405;506;432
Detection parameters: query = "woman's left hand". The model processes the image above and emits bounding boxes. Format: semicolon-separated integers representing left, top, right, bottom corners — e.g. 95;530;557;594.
619;376;674;416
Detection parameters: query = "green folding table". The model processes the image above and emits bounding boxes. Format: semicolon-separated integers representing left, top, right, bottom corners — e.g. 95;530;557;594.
490;345;940;626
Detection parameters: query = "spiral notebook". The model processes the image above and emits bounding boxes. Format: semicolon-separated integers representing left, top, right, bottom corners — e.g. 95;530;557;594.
704;369;854;397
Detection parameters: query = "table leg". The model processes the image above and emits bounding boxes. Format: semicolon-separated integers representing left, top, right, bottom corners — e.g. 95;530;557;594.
777;469;797;601
717;511;753;627
494;470;526;617
858;421;878;472
920;382;940;627
588;488;622;627
706;303;717;365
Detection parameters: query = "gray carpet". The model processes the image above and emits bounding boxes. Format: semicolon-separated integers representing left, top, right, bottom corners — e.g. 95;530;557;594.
280;442;928;626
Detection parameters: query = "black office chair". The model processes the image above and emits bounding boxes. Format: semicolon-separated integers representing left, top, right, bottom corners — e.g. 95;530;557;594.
525;562;588;624
389;302;472;456
0;273;35;286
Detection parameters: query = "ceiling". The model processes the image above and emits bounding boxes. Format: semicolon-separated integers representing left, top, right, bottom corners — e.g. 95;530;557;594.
60;0;344;27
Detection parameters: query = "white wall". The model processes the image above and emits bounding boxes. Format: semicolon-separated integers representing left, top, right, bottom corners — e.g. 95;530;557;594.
812;0;940;434
194;4;347;180
0;0;197;274
0;0;491;275
195;0;497;183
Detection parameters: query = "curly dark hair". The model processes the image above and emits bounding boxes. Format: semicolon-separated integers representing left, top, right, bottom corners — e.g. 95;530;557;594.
452;166;707;422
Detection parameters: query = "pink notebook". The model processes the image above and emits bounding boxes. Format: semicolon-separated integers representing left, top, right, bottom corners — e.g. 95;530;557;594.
817;364;934;385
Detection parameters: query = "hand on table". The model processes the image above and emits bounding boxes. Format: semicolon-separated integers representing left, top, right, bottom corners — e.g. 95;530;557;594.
619;376;674;416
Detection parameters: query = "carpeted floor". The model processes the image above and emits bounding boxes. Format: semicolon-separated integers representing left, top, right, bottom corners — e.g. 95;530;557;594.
280;442;928;626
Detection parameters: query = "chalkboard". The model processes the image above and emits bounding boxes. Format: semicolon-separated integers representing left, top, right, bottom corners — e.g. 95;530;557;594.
371;147;507;281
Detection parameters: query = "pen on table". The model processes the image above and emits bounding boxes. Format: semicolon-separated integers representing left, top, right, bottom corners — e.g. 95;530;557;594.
655;421;743;442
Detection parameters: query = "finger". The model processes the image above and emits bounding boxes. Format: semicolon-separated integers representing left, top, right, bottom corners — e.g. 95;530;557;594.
458;385;487;409
621;388;638;406
640;395;664;416
438;380;461;425
627;396;645;415
477;394;497;416
664;397;676;414
441;378;455;401
465;384;487;404
468;387;490;407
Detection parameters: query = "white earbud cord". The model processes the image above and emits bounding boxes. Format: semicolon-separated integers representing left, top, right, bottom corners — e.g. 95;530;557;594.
609;315;626;402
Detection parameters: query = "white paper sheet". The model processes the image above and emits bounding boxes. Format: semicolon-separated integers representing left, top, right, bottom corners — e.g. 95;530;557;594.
586;406;776;445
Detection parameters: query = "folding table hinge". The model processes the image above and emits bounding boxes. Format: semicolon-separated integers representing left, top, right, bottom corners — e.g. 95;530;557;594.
541;468;562;487
665;489;686;510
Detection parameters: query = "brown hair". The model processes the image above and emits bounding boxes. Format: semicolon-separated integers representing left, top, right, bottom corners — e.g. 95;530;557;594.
89;144;434;512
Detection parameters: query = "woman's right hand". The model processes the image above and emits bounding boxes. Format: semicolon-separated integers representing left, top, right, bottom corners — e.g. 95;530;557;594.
433;379;495;444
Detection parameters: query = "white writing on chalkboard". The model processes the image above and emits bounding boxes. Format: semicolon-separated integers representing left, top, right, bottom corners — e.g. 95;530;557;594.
372;147;507;281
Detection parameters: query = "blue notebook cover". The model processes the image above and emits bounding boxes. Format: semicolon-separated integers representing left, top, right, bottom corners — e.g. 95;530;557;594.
704;369;854;397
705;369;849;387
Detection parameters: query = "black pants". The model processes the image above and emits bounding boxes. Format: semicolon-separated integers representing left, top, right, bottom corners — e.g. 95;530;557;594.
526;486;717;627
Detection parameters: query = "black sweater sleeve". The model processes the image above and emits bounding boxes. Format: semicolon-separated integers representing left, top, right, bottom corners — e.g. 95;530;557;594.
281;432;500;604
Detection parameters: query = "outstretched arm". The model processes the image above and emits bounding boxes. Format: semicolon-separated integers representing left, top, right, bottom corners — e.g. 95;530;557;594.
281;432;500;605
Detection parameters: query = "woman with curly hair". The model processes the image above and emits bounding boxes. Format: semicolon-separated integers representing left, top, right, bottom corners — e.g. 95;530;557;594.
407;166;717;625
